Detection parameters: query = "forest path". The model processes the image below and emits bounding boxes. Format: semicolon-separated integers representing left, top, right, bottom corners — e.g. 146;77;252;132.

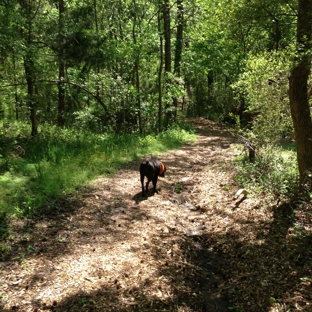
2;118;304;312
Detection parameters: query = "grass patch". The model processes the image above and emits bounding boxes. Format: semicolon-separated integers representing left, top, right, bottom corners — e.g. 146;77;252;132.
0;121;196;221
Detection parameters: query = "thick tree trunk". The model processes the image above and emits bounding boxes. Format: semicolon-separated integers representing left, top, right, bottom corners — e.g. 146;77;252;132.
289;0;312;185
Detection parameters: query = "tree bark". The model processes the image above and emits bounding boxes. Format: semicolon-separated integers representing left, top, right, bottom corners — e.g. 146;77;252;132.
163;0;171;74
19;0;38;136
158;3;163;133
132;0;142;134
289;0;312;185
24;52;37;136
12;52;20;120
163;0;172;125
207;70;214;107
173;0;183;118
57;0;65;127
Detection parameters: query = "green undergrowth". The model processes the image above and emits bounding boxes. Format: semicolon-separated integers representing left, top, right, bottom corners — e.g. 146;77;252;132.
0;121;196;220
234;143;299;201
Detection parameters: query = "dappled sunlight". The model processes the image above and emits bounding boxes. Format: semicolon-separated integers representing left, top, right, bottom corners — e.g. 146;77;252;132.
1;119;311;311
0;172;29;192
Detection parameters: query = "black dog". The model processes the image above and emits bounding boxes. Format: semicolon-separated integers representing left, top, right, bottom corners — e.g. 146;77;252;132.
140;158;166;196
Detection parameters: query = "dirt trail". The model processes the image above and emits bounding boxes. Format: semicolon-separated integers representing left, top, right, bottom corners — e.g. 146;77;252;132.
1;118;310;312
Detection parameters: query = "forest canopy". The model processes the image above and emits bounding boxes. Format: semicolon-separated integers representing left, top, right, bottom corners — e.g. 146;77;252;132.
0;0;297;132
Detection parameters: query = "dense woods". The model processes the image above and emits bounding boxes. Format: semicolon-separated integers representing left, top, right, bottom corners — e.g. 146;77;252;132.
0;0;298;131
2;0;312;197
2;0;312;206
2;1;312;311
1;0;311;185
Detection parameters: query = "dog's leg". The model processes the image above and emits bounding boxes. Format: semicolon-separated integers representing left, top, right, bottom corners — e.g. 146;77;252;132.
152;176;158;193
141;174;145;196
145;180;150;193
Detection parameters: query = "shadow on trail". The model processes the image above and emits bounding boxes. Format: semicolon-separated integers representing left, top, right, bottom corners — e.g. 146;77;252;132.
132;190;161;204
213;202;312;312
150;233;230;312
0;196;81;262
1;119;311;311
0;184;152;264
2;187;310;311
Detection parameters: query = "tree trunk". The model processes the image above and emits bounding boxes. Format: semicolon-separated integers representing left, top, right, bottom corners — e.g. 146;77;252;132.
158;4;163;133
57;0;65;127
20;0;38;136
289;0;312;186
207;70;214;106
173;0;183;118
163;0;172;125
24;52;37;136
132;0;142;134
12;52;20;120
163;0;171;74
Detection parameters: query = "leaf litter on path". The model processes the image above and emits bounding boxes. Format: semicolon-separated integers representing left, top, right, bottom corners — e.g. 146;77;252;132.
1;118;311;312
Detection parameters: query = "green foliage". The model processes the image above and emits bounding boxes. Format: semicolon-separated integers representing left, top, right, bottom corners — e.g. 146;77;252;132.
174;183;182;194
229;307;245;312
231;49;300;198
0;0;298;136
232;50;294;144
234;144;299;199
229;288;242;296
0;212;9;241
0;0;302;207
0;121;195;221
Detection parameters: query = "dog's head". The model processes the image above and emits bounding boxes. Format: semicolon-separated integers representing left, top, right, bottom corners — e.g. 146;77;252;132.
159;162;166;177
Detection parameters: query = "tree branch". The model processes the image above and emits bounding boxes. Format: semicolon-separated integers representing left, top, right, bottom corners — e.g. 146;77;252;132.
0;79;113;120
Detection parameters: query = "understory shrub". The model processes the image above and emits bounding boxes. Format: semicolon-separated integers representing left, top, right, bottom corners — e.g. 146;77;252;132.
232;50;294;143
234;144;299;201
